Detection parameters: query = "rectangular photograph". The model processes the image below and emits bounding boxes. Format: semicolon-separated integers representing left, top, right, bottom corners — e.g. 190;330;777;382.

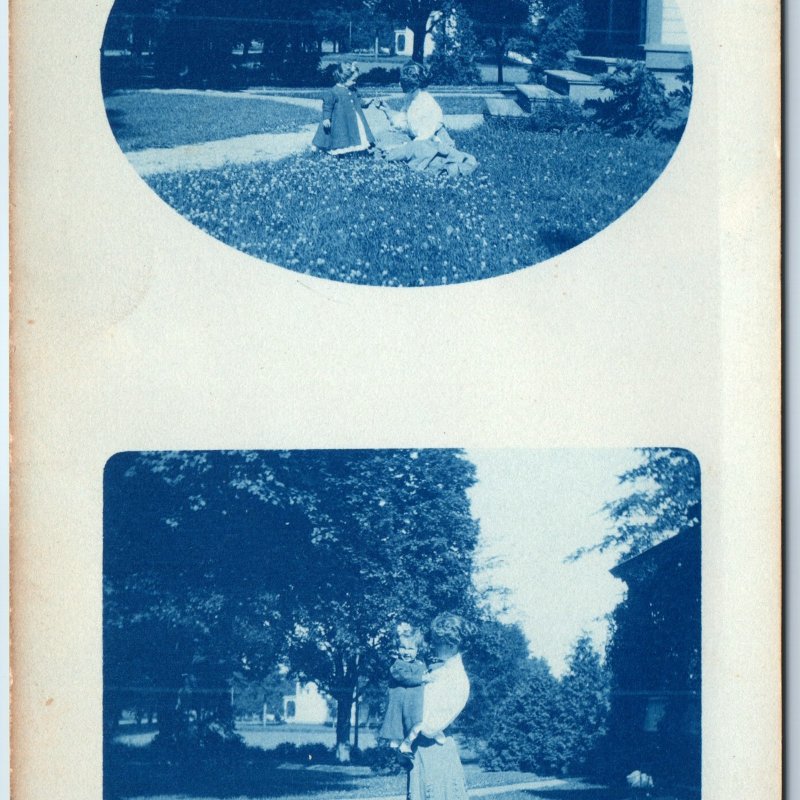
103;448;701;800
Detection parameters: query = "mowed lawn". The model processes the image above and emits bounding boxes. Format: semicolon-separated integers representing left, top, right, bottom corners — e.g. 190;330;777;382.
107;745;614;800
146;120;679;285
105;91;321;151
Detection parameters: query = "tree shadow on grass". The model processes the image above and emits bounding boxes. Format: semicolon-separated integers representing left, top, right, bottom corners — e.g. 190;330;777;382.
513;787;625;800
104;752;371;800
536;226;586;257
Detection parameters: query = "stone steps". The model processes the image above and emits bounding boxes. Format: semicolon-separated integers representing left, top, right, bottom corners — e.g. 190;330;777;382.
543;69;610;103
572;55;619;76
514;83;566;111
483;97;528;118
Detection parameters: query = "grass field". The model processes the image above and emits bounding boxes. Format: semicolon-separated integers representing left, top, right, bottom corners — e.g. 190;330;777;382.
105;739;613;800
105;92;321;151
146;120;678;285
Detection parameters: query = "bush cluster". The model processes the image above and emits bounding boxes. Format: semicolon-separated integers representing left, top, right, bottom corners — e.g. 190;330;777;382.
319;65;400;87
480;637;610;777
261;51;323;87
527;100;593;133
351;745;406;774
586;60;692;140
268;741;337;765
360;67;403;86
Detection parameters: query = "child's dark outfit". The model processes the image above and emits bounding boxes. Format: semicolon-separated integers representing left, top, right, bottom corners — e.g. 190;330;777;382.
312;84;375;155
378;657;426;742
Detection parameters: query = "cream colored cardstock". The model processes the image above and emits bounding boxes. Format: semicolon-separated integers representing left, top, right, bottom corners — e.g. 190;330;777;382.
9;0;780;797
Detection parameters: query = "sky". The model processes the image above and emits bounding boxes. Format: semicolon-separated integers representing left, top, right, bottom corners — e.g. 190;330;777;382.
465;448;643;676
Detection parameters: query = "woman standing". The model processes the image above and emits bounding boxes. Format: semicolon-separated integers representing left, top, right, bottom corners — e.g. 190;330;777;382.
406;613;473;800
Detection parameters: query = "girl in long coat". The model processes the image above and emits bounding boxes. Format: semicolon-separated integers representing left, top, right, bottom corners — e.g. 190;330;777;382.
312;62;375;155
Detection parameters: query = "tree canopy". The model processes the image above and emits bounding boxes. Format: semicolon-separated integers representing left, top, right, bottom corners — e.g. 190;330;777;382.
568;448;701;562
104;449;482;757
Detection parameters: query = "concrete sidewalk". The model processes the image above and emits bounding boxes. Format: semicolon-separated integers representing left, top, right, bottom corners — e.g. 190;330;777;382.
357;778;574;800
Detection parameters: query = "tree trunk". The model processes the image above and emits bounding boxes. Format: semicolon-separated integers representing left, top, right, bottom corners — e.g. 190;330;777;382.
353;692;360;750
496;34;505;84
410;15;429;63
334;687;354;762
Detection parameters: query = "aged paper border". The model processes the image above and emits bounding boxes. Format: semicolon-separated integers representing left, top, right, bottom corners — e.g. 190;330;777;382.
9;0;781;797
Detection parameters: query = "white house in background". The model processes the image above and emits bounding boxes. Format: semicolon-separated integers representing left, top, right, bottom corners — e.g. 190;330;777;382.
393;27;436;58
282;682;331;725
394;10;443;59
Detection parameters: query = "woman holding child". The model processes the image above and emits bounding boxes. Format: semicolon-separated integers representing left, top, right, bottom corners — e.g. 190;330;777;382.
379;613;473;800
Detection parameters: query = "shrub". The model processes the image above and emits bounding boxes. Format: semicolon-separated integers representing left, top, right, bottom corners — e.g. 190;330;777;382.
586;59;683;138
351;745;405;774
147;723;248;769
262;51;322;87
269;741;336;765
319;63;339;86
481;660;570;775
661;63;693;140
527;100;593;132
360;67;402;86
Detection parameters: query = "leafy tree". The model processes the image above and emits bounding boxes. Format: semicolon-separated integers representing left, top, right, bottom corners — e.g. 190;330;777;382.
482;658;569;774
428;3;482;85
264;449;481;760
458;619;531;739
480;636;610;776
104;449;483;761
531;0;585;76
568;448;701;562
559;635;610;773
103;451;308;744
368;0;441;62
230;670;294;720
463;0;532;84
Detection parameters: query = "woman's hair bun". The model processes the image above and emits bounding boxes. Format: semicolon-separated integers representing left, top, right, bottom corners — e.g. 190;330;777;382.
400;60;431;89
429;613;475;647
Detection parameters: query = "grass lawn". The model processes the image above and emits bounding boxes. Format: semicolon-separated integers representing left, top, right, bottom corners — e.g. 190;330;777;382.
106;741;609;800
384;95;490;114
105;92;321;151
146;121;679;286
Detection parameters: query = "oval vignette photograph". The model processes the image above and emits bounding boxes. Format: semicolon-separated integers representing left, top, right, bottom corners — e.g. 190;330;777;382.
101;1;693;286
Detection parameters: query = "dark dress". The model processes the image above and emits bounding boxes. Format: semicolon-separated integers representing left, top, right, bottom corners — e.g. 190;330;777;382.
312;85;375;154
378;658;426;741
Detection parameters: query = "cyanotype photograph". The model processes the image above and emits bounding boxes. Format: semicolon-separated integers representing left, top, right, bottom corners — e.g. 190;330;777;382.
103;448;700;800
101;1;693;285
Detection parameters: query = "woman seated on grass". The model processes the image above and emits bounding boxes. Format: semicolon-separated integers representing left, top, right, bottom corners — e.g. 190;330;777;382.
375;61;478;179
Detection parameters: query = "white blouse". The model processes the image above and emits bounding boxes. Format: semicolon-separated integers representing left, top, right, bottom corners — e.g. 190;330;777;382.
419;653;470;738
391;91;445;141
